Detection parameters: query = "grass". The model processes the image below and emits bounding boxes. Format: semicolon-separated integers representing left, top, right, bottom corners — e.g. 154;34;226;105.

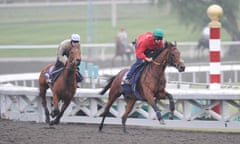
0;3;232;57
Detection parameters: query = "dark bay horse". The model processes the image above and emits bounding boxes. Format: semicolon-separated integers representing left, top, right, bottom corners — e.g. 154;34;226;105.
112;36;134;66
196;37;209;57
38;47;81;125
99;41;185;133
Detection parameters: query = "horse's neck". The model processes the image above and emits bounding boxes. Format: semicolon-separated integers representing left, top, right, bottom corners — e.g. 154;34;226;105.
62;63;76;85
155;49;168;69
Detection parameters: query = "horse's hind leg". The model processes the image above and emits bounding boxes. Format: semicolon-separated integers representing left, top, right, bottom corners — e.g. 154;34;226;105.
166;93;175;120
122;98;136;133
39;86;50;124
99;93;120;132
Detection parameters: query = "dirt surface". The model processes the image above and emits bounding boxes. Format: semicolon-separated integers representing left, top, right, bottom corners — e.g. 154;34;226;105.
0;119;239;144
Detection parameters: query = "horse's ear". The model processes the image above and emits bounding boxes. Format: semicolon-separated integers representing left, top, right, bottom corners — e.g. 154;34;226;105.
174;41;177;46
164;40;168;48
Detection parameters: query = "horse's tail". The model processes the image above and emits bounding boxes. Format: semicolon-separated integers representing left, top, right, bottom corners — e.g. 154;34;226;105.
99;75;116;95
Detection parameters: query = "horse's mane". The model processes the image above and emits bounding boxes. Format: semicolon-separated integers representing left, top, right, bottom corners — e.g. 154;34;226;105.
151;41;173;60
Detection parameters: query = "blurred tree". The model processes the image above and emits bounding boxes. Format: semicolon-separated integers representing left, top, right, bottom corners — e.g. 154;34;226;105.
168;0;240;57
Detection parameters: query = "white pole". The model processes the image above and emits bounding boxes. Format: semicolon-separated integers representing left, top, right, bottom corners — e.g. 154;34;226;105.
111;0;117;28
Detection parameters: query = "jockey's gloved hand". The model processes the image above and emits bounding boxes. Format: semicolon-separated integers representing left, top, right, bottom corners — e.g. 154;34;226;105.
164;40;168;48
145;57;153;62
59;57;67;65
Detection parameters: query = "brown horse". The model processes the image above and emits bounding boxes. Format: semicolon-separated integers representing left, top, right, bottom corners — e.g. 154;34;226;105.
99;41;185;133
38;47;81;125
112;36;134;66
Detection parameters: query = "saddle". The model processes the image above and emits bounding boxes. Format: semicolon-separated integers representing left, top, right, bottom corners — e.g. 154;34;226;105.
121;63;147;100
45;66;64;85
45;65;83;86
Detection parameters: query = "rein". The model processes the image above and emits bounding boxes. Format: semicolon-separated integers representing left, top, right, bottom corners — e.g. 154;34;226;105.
152;46;176;67
152;60;161;65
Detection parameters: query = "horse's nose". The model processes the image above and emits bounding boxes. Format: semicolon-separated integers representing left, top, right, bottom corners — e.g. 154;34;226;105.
76;59;81;66
179;65;185;72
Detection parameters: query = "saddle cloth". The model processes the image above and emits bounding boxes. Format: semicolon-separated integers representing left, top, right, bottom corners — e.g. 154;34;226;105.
47;66;64;83
121;64;146;100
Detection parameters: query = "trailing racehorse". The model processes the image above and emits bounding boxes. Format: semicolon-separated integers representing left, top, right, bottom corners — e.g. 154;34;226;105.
99;41;185;133
38;47;81;125
196;37;209;57
112;36;134;66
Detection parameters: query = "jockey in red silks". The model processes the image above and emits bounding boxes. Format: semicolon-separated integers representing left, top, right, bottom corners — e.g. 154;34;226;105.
124;28;165;84
45;34;84;87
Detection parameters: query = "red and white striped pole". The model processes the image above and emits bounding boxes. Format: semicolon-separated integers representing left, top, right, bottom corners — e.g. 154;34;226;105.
207;4;223;90
207;4;223;114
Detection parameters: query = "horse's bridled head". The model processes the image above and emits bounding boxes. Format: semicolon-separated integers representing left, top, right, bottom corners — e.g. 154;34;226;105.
176;59;185;72
168;46;185;72
75;59;81;66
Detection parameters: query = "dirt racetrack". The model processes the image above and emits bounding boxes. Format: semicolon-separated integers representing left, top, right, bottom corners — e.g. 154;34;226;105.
0;119;240;144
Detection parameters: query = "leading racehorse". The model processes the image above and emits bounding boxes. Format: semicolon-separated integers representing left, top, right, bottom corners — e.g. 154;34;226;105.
38;47;81;125
99;41;185;133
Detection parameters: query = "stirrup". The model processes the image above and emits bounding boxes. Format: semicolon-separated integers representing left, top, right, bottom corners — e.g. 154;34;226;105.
123;79;131;85
77;82;81;88
46;78;52;84
45;73;52;84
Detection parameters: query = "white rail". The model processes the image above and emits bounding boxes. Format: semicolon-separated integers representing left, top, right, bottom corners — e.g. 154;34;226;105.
0;41;240;61
1;41;240;49
0;84;240;129
0;71;240;129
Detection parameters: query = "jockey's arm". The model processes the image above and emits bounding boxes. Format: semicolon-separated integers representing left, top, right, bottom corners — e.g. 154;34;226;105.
57;44;68;65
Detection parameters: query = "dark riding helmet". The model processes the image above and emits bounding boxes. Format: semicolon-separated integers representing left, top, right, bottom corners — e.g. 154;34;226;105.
153;29;164;40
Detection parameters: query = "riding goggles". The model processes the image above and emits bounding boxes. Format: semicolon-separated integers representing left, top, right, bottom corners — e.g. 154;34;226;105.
154;36;163;40
72;40;79;43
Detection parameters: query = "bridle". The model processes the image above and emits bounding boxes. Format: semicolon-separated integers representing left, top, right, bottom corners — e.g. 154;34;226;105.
66;47;81;70
152;45;177;67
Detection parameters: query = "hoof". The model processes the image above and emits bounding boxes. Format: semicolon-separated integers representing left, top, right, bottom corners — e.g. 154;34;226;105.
51;109;60;118
159;119;166;125
49;119;59;125
49;121;54;126
46;118;50;124
98;126;103;132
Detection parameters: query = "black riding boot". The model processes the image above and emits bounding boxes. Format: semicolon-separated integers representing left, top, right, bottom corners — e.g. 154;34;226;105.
76;71;84;83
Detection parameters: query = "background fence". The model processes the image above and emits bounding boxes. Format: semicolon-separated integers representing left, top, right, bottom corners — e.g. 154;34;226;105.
0;71;240;129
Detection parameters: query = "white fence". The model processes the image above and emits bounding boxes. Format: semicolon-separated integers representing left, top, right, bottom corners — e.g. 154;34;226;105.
0;41;240;61
100;64;240;86
0;68;240;129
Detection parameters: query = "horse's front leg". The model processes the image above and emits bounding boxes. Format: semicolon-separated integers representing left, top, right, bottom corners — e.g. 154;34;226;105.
50;94;60;119
151;104;165;125
51;100;71;125
166;92;175;120
148;96;165;125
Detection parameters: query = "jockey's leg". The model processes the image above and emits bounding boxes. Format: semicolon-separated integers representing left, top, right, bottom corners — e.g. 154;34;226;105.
76;71;84;88
124;58;143;84
49;61;64;83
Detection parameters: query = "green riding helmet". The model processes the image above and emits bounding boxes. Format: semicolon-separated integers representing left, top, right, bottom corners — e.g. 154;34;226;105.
153;29;164;38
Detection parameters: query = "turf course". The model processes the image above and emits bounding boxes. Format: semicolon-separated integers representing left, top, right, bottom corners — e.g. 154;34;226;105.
0;3;230;57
